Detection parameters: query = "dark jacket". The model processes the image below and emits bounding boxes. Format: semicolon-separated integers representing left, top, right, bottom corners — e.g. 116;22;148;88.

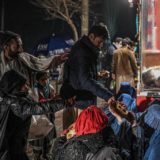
63;36;113;109
52;128;121;160
0;70;63;160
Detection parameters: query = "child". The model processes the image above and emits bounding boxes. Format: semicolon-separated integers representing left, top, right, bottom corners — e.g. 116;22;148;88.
30;71;57;160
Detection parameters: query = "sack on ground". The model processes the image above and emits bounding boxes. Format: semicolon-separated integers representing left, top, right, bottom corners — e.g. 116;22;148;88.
28;115;53;140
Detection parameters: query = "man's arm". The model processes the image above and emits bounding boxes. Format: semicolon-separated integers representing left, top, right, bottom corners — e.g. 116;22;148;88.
10;98;64;119
129;51;138;77
111;51;117;75
73;51;113;101
18;52;69;71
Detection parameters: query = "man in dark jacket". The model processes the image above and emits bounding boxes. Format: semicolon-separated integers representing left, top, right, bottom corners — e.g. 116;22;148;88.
62;24;113;109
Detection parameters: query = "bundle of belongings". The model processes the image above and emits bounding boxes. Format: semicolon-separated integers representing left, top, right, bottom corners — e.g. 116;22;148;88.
142;66;160;88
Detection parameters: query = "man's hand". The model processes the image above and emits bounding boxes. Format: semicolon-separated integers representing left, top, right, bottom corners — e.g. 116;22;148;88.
109;104;124;124
65;96;76;107
98;70;110;78
56;52;70;65
106;96;115;107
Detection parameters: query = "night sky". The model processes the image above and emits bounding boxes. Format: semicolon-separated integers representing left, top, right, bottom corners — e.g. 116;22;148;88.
1;0;136;53
2;0;73;52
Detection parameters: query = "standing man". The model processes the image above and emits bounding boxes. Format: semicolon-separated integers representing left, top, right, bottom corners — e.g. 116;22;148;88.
105;37;122;89
112;38;138;93
0;30;69;81
62;24;113;110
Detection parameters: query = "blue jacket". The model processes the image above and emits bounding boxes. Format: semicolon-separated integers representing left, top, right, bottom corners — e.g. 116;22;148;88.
63;36;113;109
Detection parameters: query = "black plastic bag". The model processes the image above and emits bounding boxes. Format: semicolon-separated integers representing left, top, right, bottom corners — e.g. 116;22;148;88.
0;105;10;160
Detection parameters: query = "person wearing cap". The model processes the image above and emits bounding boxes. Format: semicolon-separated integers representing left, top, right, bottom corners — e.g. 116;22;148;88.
0;30;69;82
111;38;138;93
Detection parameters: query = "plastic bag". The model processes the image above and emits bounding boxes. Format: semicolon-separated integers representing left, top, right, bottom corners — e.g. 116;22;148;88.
28;115;53;140
110;80;116;90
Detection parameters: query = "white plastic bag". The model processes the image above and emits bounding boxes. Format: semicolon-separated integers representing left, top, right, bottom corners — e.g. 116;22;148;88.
28;115;53;140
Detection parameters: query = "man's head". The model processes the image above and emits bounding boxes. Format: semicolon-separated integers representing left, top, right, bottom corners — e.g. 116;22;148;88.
88;24;109;48
0;70;29;95
0;31;23;58
114;37;122;48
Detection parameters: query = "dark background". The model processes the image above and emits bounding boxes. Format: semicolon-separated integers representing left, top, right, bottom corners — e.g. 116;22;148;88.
0;0;137;53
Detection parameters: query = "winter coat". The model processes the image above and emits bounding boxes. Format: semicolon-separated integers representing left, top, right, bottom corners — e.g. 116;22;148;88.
52;129;121;160
0;51;59;83
0;70;64;160
63;35;113;109
112;47;137;77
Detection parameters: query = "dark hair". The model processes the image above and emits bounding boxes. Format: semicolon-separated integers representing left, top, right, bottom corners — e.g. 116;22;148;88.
114;37;122;43
88;24;109;40
36;71;49;81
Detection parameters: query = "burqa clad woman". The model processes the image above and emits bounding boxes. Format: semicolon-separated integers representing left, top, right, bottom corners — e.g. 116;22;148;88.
0;70;65;160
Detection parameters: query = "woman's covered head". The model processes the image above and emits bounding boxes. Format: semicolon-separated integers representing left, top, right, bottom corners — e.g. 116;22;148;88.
75;105;108;136
0;70;27;95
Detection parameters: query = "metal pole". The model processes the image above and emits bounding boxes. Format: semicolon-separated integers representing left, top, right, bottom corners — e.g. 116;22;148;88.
1;0;4;31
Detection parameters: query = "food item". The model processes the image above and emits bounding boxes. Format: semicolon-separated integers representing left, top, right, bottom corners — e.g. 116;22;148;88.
110;101;135;125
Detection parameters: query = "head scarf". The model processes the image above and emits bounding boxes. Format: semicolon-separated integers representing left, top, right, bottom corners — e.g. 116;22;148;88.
75;105;108;136
0;70;26;96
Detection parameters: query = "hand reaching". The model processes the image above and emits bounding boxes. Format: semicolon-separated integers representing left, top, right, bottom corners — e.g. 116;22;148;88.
56;52;70;65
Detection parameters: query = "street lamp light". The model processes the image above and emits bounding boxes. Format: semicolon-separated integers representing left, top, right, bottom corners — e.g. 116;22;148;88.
128;0;134;7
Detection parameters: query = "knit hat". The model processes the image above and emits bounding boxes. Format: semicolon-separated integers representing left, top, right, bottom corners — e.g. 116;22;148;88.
0;30;20;48
75;105;108;136
144;104;160;131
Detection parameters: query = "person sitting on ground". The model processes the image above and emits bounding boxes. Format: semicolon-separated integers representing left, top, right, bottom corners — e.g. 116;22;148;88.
109;99;160;160
52;105;122;160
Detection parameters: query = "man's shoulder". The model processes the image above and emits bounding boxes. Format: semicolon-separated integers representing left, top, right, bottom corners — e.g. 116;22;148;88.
71;42;88;57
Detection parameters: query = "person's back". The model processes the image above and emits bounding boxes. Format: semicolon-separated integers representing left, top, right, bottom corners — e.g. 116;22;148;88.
112;47;137;76
112;39;138;92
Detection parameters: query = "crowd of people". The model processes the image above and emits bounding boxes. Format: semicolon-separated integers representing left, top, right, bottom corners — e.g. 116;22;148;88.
0;24;159;160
